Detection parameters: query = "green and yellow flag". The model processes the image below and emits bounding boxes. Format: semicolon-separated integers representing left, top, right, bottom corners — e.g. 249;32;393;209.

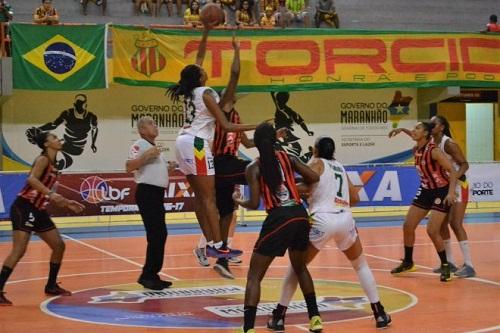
12;23;107;90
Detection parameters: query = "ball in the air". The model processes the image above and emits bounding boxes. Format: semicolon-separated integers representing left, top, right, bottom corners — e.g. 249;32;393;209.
200;3;224;27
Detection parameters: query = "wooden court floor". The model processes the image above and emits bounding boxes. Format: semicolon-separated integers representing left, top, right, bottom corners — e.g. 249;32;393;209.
0;223;499;333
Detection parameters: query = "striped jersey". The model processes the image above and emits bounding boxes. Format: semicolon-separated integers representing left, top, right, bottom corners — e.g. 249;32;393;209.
212;109;242;157
414;141;449;189
19;157;59;210
260;150;301;211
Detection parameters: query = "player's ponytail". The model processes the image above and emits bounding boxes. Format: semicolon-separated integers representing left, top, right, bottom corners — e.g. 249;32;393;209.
420;121;435;139
315;136;335;160
166;64;203;103
434;115;452;138
33;131;50;152
254;123;281;193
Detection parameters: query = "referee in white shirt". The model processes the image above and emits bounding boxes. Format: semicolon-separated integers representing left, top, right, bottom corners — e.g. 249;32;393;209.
126;116;172;290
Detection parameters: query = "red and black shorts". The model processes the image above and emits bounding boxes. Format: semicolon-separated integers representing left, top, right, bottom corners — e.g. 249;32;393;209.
10;197;56;233
412;185;451;213
215;154;250;217
254;204;310;257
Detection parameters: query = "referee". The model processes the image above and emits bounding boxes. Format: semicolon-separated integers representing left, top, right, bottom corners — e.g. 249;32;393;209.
126;116;172;290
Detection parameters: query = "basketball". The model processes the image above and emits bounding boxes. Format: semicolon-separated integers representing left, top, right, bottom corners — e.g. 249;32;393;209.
200;3;224;27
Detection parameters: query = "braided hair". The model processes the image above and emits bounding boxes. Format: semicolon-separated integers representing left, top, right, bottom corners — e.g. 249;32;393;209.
254;123;281;193
166;64;203;103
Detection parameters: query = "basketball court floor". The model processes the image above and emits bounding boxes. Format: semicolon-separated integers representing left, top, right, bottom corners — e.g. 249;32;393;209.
0;214;499;333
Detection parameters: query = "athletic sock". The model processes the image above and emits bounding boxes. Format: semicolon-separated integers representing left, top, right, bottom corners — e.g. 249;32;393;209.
47;262;61;287
459;240;474;267
276;303;288;318
227;237;233;248
214;241;223;249
304;293;320;319
198;235;207;249
437;250;447;265
370;301;386;317
404;246;414;263
351;255;380;303
0;266;13;291
207;240;214;247
444;239;455;264
243;306;257;332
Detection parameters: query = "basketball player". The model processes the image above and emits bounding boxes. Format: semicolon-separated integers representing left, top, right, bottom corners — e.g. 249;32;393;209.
233;123;323;333
0;132;85;306
390;116;475;277
389;122;457;282
167;28;256;258
267;136;391;331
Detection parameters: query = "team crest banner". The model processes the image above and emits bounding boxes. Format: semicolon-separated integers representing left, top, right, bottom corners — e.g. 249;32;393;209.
11;23;107;90
112;26;500;91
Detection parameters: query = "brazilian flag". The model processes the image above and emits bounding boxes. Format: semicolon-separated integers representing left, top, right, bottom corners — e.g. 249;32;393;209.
11;23;107;90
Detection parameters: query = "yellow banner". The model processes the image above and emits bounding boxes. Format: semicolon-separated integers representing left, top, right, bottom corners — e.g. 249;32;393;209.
112;26;500;91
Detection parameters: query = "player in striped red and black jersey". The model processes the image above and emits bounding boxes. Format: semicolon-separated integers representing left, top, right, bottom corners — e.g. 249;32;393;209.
0;132;85;306
233;123;323;333
390;122;458;282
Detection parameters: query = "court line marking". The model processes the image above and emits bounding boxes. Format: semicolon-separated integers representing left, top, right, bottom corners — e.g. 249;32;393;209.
6;269;140;285
61;234;179;281
363;253;500;287
465;325;500;333
10;239;500;265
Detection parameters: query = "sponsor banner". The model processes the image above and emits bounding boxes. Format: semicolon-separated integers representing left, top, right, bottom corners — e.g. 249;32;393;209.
2;163;498;219
113;26;500;91
1;88;416;172
0;171;195;220
467;164;500;202
11;23;107;91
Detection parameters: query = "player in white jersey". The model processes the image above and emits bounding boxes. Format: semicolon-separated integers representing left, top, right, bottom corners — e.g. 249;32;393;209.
430;115;475;277
167;29;256;259
267;136;391;331
390;115;475;278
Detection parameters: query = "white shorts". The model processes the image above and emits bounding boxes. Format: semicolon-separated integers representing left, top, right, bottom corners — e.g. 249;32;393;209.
455;180;469;203
309;210;357;251
175;134;215;176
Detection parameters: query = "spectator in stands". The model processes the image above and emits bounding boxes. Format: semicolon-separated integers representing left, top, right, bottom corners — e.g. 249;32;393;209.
135;0;154;15
314;0;338;28
0;0;13;23
286;0;308;27
33;0;59;25
485;14;500;32
82;0;106;16
236;0;256;26
260;5;276;27
155;0;182;17
221;0;238;26
184;0;201;26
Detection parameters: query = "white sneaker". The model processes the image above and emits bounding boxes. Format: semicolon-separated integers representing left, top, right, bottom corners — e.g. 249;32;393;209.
228;256;242;264
193;247;209;267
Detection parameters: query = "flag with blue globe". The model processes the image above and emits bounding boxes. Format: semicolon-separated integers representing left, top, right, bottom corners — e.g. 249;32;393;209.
11;23;107;90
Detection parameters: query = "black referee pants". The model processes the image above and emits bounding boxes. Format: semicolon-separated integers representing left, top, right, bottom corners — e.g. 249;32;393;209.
135;183;167;280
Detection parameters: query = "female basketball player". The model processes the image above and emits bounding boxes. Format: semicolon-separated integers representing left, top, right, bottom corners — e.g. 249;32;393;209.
390;116;475;277
233;123;323;333
0;132;85;306
390;122;457;282
267;136;391;331
167;29;256;258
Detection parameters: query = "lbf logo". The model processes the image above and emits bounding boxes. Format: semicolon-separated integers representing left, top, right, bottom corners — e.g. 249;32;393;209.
80;176;130;204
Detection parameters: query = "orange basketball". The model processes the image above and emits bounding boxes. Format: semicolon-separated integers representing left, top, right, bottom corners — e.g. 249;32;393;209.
200;3;224;27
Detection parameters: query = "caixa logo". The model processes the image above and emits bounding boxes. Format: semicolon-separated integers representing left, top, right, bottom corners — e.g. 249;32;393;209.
346;170;402;202
80;176;131;204
472;181;494;196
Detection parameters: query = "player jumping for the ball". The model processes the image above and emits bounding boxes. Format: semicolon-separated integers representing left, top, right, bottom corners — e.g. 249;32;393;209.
26;94;98;170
